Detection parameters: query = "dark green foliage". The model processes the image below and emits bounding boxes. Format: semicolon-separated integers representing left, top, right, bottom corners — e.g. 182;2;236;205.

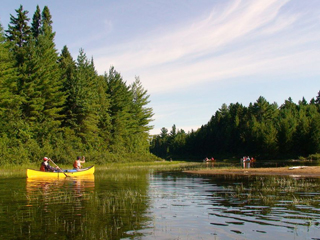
128;77;154;153
20;6;65;144
59;45;76;125
69;49;100;144
5;5;31;67
150;127;170;158
150;93;320;160
0;6;156;165
104;67;135;153
0;24;23;140
5;5;32;109
31;5;41;39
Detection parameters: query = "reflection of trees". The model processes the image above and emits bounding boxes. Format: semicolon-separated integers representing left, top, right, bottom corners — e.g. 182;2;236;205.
22;176;96;239
14;170;151;239
85;169;151;239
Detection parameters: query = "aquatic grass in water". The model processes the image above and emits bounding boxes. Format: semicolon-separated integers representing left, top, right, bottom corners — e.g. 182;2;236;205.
226;175;320;213
0;161;201;179
98;161;201;172
12;167;153;239
1;163;320;239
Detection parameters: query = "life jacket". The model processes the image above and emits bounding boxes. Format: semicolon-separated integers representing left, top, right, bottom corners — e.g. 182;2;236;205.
40;162;46;171
73;160;81;169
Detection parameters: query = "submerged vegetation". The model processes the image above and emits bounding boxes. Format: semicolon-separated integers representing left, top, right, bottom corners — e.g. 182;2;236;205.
234;176;320;207
1;163;320;239
8;168;320;239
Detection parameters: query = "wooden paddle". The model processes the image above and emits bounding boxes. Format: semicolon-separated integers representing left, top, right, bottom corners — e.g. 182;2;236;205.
49;159;69;177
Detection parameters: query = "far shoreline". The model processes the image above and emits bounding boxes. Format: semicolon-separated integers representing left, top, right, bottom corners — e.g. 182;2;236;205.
184;166;320;178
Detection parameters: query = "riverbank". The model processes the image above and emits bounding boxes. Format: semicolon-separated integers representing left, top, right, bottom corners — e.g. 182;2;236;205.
0;161;193;178
185;166;320;178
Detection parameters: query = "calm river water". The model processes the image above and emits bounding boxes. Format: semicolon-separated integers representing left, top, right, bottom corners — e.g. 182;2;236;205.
1;167;320;239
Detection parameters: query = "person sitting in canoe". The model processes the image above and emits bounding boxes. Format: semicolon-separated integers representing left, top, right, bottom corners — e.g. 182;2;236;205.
40;157;60;172
73;156;85;170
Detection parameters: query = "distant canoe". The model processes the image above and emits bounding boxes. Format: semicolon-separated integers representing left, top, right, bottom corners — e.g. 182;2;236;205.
288;166;306;170
26;166;95;178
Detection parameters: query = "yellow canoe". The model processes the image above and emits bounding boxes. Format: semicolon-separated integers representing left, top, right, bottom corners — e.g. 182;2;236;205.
27;166;95;178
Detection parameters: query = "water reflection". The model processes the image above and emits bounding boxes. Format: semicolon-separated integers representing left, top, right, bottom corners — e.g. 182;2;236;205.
138;172;320;240
26;176;95;197
23;170;151;240
26;176;95;210
1;169;320;239
23;176;96;239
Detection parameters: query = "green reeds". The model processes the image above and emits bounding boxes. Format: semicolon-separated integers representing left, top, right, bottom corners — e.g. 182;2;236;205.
231;176;320;206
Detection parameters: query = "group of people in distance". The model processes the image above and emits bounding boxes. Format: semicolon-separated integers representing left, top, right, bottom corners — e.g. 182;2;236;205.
242;156;255;168
204;157;215;162
40;156;86;172
204;157;215;167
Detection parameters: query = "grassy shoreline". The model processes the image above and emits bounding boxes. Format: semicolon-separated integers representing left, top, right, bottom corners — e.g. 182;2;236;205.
185;166;320;178
2;160;320;178
0;161;195;178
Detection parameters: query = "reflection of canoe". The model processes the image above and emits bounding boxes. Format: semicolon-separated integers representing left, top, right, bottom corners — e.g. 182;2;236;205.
27;166;95;178
26;175;95;204
26;175;95;191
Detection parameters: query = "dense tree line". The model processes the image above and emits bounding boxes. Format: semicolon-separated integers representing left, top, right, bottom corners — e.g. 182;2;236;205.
0;5;157;164
150;93;320;160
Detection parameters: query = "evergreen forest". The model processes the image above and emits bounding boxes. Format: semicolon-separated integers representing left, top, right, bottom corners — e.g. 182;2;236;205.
150;94;320;161
0;5;157;165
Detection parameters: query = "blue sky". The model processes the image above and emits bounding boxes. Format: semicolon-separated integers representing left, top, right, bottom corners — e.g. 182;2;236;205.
1;0;320;135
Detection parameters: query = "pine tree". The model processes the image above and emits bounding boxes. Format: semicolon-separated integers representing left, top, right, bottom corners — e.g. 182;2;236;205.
5;5;31;95
151;127;170;158
5;5;31;66
0;23;22;137
105;67;133;153
277;109;297;157
63;49;100;145
246;97;278;157
31;5;41;39
20;6;65;140
58;45;76;127
96;75;111;147
315;91;320;112
128;77;154;152
75;51;100;144
309;112;320;154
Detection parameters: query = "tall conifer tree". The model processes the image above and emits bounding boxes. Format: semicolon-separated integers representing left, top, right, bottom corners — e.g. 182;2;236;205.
0;23;22;136
96;75;111;147
5;5;31;66
129;77;154;152
105;67;133;152
63;49;100;145
5;5;31;97
31;5;41;39
58;45;76;126
22;6;65;140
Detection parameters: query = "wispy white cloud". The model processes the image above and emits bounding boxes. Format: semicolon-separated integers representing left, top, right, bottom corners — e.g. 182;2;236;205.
259;14;298;35
2;0;318;135
91;0;320;96
85;0;320;133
